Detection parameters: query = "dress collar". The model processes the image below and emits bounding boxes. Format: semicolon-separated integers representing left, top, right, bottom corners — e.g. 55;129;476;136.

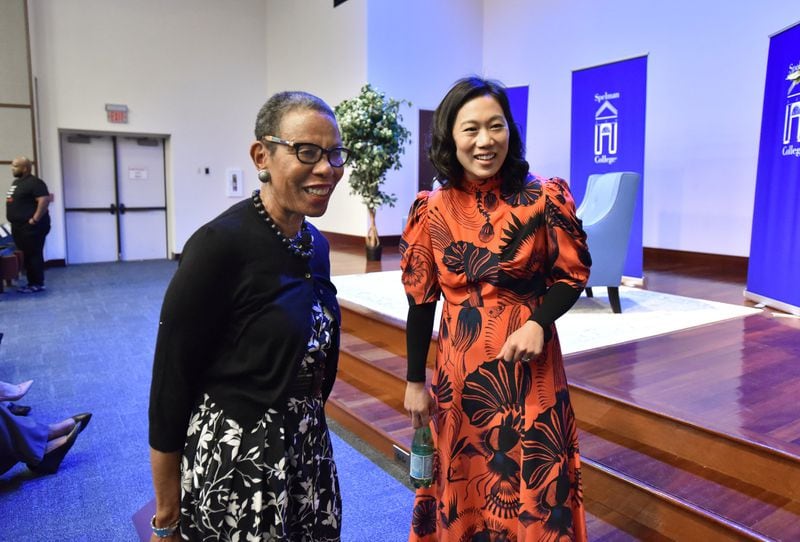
461;175;502;192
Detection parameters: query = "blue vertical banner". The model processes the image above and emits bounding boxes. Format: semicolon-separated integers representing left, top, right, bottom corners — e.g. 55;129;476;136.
570;56;647;280
746;22;800;315
506;85;529;148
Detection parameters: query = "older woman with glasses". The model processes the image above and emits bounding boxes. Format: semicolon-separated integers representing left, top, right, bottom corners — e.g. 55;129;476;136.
148;91;350;541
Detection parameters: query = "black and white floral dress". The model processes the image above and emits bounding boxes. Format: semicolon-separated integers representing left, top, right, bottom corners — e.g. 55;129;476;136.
179;298;341;541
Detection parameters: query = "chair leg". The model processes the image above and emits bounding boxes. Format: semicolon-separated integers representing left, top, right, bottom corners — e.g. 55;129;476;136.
608;286;622;313
584;287;593;298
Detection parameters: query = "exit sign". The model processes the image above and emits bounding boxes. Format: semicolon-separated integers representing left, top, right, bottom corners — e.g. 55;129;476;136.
106;103;129;124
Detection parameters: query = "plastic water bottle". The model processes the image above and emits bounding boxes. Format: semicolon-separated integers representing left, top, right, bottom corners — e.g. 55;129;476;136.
409;425;433;488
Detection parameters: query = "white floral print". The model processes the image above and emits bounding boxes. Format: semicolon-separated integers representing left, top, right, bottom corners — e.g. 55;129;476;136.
179;299;341;541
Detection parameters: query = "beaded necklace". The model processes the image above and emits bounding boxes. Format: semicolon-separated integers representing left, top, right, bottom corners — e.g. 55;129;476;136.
252;189;314;259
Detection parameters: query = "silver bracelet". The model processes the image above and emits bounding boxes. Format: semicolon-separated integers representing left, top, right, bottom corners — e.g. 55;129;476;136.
150;515;180;538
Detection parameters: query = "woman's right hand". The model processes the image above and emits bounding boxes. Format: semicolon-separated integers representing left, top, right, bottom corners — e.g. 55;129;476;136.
149;449;182;542
404;382;433;429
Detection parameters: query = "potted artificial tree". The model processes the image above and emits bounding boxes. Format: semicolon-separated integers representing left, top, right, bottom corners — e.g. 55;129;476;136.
335;84;411;261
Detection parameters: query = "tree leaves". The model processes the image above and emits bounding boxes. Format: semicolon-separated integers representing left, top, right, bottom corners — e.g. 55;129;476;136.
335;84;412;211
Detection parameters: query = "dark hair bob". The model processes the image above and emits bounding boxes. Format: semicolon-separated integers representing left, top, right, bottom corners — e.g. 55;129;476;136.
428;76;529;193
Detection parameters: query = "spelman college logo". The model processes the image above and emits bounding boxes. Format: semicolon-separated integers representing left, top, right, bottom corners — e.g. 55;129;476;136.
782;63;800;157
594;91;620;164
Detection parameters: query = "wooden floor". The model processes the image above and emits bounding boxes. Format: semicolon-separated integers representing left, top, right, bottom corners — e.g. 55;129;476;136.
328;242;800;540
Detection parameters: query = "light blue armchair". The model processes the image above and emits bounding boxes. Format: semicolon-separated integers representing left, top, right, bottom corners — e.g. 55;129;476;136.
575;171;641;313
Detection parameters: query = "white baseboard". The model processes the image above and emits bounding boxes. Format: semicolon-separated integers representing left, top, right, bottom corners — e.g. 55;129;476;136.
743;290;800;316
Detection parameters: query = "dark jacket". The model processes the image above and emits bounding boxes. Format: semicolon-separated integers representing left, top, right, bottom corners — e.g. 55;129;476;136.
148;199;340;452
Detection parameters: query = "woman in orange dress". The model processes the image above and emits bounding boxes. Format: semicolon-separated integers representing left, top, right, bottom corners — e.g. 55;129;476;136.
401;76;592;541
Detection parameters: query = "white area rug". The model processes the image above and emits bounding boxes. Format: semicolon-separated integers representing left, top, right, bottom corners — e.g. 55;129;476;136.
332;270;762;355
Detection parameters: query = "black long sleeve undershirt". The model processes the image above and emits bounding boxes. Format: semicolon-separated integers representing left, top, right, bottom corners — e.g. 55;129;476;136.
405;302;436;382
405;283;583;383
528;282;583;342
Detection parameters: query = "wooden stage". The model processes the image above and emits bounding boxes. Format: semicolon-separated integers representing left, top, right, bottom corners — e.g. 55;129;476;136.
325;242;800;541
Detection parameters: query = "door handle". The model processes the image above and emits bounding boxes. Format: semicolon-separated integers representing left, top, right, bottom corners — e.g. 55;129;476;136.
119;203;126;215
109;203;117;214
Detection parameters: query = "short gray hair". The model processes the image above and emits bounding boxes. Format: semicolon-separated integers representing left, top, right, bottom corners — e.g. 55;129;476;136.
254;91;336;141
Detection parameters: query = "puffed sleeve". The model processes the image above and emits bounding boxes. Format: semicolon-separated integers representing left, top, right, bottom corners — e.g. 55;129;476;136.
148;226;233;452
543;177;591;289
528;178;592;337
400;191;441;306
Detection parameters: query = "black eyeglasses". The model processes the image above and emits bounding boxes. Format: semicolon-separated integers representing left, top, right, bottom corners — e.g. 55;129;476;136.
262;136;351;168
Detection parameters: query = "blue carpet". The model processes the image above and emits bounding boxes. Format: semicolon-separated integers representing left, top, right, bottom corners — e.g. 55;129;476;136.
332;431;412;541
0;260;412;541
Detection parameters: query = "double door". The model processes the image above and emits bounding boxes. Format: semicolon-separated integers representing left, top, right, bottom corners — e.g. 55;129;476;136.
61;133;168;263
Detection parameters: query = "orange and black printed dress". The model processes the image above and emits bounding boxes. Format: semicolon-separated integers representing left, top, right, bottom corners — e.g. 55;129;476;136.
400;174;591;542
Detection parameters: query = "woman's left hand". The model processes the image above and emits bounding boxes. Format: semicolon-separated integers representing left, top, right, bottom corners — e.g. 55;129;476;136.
496;320;545;363
404;382;434;429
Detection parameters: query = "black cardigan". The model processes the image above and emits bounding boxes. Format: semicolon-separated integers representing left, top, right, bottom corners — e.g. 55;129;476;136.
148;199;340;452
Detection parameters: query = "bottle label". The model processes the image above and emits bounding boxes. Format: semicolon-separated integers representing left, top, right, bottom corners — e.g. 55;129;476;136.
410;452;433;479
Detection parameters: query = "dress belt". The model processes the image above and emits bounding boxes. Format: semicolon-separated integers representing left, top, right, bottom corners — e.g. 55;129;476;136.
289;365;325;398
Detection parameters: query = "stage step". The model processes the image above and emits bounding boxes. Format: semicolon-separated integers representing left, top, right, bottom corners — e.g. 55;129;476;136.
579;428;800;541
327;378;411;459
330;306;800;541
338;299;437;364
570;384;800;506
